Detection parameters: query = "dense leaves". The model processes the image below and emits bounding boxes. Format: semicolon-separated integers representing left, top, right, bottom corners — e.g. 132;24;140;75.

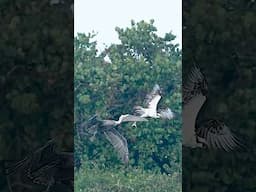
0;1;73;190
75;165;181;192
0;0;74;156
74;20;182;177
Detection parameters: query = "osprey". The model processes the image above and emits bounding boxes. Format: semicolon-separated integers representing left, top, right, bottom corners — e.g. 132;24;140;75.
133;84;175;127
182;65;242;151
78;114;147;164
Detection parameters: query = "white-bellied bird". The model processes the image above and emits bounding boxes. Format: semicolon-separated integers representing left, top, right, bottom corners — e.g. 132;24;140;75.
182;66;243;151
133;84;175;127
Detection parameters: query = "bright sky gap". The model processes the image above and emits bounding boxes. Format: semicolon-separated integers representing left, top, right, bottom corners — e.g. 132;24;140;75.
74;0;182;51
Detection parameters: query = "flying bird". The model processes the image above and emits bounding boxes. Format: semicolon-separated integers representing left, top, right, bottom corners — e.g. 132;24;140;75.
133;84;175;127
78;114;147;164
182;65;243;151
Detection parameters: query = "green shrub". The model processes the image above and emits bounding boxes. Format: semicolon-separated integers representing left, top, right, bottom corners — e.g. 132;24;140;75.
75;165;181;192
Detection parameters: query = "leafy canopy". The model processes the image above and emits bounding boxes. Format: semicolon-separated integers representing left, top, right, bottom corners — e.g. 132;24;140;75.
74;20;182;174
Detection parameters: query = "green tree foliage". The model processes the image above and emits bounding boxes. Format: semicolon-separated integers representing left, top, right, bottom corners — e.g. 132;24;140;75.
0;1;73;191
0;0;73;159
183;1;256;191
74;20;182;175
75;166;181;192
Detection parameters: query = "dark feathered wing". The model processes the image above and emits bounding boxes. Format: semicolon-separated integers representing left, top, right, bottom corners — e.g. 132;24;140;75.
183;66;206;105
104;128;129;164
196;119;243;151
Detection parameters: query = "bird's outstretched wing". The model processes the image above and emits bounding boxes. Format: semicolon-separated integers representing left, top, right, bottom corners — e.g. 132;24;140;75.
104;129;129;164
144;84;162;110
159;108;175;120
183;66;207;105
119;114;148;123
196;119;243;151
